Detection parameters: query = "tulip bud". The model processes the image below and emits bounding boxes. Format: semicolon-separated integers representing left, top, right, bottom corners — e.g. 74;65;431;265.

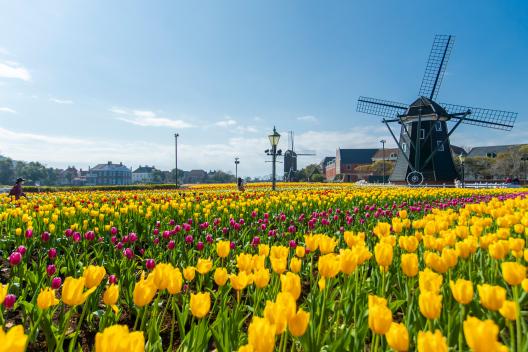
25;229;33;239
110;227;118;235
48;248;57;260
108;275;117;284
3;294;16;309
51;277;62;289
185;235;194;244
17;245;26;256
196;241;204;251
41;231;50;242
145;259;156;271
205;234;213;243
47;264;56;276
73;232;81;242
9;251;22;266
168;240;175;250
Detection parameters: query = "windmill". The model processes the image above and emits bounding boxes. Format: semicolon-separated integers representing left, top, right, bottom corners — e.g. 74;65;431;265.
356;34;517;185
284;131;316;181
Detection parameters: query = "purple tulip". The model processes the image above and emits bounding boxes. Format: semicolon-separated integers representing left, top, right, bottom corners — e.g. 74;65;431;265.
185;235;194;244
73;232;81;242
41;231;50;242
123;248;134;260
108;275;117;284
168;240;175;250
289;240;297;248
205;234;213;243
129;233;138;242
153;228;160;236
46;264;56;276
48;248;57;260
146;259;155;270
3;294;16;309
153;237;160;245
230;241;236;250
25;229;33;239
51;277;62;289
169;219;175;226
17;245;26;256
64;228;73;237
110;227;118;235
196;241;204;251
9;251;22;266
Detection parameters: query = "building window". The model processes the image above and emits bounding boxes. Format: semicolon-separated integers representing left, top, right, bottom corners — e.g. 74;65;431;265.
420;129;425;140
435;121;442;132
402;143;407;152
390;153;396;158
437;140;444;152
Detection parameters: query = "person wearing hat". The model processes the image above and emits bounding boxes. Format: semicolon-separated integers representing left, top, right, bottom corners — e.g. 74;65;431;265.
9;178;27;200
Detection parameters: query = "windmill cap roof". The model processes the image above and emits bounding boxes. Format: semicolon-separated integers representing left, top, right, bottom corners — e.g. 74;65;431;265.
406;96;449;118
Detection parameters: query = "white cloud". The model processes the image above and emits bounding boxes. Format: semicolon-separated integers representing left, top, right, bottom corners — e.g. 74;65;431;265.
0;107;16;113
215;118;237;127
111;107;193;129
0;47;10;55
0;60;31;81
297;115;318;123
50;97;74;104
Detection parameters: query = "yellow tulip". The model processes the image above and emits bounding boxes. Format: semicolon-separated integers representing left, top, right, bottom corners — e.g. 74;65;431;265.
339;248;358;275
270;257;287;275
37;287;60;310
289;257;302;273
417;330;447;352
254;268;270;289
280;272;301;300
237;253;253;273
401;253;419;277
95;324;144;352
264;300;289;334
318;253;340;279
449;279;473;305
150;263;173;291
0;325;28;352
0;283;8;305
295;246;305;258
419;268;443;293
183;266;196;281
385;322;409;352
288;308;310;337
259;244;270;257
62;277;97;306
214;267;228;286
478;284;506;311
318;235;338;254
499;300;517;321
133;274;157;308
374;242;393;269
318;277;326;291
83;265;106;289
522;278;528;293
463;316;507;352
304;234;319;252
230;271;249;291
196;258;213;275
368;295;392;335
103;284;119;313
190;292;211;318
238;344;254;352
216;240;231;258
247;317;275;352
419;291;442;320
501;262;526;286
167;268;183;295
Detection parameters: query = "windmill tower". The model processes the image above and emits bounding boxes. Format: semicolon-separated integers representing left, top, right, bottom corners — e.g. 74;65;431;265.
284;131;316;181
357;35;517;184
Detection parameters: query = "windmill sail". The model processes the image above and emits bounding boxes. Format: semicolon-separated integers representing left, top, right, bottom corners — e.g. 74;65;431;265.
357;96;408;119
442;103;517;131
418;35;455;100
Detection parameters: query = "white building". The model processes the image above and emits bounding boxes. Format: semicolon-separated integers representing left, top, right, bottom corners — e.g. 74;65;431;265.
132;166;156;184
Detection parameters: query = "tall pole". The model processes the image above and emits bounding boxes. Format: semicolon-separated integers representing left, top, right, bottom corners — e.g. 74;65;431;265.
272;144;277;191
174;133;179;188
380;139;386;184
235;157;240;181
461;160;465;188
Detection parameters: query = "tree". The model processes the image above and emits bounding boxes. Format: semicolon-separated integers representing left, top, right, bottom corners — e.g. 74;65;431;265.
0;158;15;185
354;160;395;176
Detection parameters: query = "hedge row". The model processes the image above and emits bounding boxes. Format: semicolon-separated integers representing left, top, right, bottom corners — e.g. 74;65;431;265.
20;184;185;193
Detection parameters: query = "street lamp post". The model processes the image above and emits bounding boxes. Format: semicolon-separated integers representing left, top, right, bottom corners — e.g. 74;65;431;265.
235;157;240;181
521;156;528;184
458;153;465;188
174;133;179;188
267;127;281;191
380;139;386;184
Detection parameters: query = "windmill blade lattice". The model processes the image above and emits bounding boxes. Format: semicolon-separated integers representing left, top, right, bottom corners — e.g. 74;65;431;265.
418;35;455;100
442;103;517;131
357;96;408;119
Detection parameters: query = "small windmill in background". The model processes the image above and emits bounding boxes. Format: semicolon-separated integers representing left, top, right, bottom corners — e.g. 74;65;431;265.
284;131;316;181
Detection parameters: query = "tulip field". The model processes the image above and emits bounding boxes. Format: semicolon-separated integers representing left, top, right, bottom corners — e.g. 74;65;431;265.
1;183;528;352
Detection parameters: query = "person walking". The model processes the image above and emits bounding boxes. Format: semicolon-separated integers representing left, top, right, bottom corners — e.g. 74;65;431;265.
237;177;245;192
9;178;27;200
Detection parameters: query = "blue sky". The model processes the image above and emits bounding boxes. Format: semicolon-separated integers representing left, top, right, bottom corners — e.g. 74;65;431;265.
0;0;527;177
